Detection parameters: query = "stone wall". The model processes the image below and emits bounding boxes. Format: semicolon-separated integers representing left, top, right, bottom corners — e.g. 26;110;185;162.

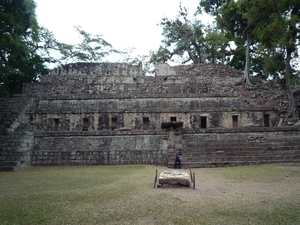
28;96;278;133
32;132;168;166
30;127;300;167
50;62;143;77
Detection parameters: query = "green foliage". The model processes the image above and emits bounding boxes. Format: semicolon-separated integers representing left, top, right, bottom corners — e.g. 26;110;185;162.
150;5;207;65
45;26;117;66
149;47;172;64
197;0;226;17
227;51;244;71
210;0;300;90
204;26;229;63
263;51;285;77
118;47;153;75
150;4;234;66
250;0;300;70
217;0;247;39
68;26;116;63
250;0;300;116
0;1;117;98
0;0;49;97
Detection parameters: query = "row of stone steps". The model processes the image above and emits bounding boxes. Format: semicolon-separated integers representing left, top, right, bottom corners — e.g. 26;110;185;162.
0;161;21;171
169;159;299;168
167;146;300;168
0;96;34;171
0;130;33;171
0;96;33;135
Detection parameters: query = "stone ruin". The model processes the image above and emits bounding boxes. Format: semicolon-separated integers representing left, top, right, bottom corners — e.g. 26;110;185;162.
0;62;300;171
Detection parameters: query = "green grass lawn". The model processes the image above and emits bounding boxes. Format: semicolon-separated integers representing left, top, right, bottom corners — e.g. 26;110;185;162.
0;163;300;225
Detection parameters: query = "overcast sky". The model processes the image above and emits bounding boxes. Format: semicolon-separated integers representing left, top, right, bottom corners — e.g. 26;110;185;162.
34;0;212;63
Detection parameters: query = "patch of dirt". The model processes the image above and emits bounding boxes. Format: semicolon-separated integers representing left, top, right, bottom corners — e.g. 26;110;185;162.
155;167;300;203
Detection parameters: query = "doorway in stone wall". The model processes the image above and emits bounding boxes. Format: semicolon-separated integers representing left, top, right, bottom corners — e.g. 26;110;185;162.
161;121;183;168
264;114;270;127
83;118;89;131
143;117;149;130
232;115;238;128
54;118;59;131
200;116;207;128
111;118;117;130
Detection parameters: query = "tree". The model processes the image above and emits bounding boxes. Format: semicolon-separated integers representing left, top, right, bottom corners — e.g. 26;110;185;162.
205;25;228;64
150;5;207;65
38;26;117;67
197;0;226;17
215;0;259;85
197;0;231;64
199;0;277;84
0;3;117;98
0;0;48;97
251;0;300;117
197;0;300;119
58;26;116;64
117;47;153;75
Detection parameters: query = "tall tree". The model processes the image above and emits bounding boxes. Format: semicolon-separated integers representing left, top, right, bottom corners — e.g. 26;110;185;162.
197;0;226;17
36;26;117;67
197;0;229;64
150;5;207;65
205;25;228;64
251;0;300;117
58;26;116;64
216;0;258;85
0;0;48;97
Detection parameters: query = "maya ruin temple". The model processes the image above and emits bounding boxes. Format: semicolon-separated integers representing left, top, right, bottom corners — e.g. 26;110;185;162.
0;62;300;171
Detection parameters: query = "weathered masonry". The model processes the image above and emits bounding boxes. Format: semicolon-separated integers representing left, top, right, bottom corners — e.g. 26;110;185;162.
1;62;300;171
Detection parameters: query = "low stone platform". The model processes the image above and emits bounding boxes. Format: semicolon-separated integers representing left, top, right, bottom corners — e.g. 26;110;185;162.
158;170;191;186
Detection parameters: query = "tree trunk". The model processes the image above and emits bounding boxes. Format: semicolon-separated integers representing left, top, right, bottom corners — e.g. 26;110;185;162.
222;52;225;65
211;48;216;63
221;28;225;65
188;51;198;63
285;47;297;117
243;31;252;85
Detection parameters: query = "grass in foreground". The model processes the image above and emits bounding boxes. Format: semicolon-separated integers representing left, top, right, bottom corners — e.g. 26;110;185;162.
0;163;300;225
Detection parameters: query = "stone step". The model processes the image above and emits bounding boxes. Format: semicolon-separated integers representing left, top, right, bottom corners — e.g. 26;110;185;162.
0;166;19;171
168;159;294;168
168;151;300;162
0;161;20;167
0;160;21;171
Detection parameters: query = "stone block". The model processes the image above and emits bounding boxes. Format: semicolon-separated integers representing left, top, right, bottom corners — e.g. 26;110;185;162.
158;170;190;186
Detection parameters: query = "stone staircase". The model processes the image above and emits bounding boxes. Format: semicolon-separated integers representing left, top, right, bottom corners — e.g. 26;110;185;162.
168;137;300;168
0;96;34;171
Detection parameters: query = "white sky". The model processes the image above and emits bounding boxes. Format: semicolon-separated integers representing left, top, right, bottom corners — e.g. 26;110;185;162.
34;0;212;62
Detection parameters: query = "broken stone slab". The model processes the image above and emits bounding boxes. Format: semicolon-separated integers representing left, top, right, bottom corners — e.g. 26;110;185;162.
244;123;259;127
158;170;190;186
115;127;132;131
294;120;300;126
156;63;177;76
277;118;284;127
